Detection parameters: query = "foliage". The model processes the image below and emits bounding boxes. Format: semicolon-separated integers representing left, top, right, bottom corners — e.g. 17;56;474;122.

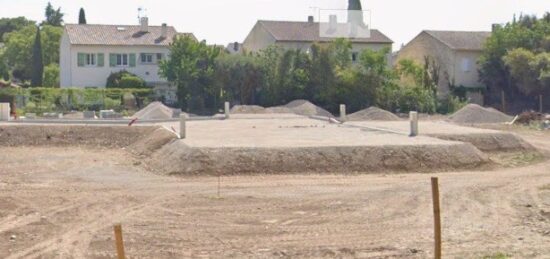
30;26;43;87
0;17;35;42
106;70;146;88
503;48;550;95
43;2;64;27
78;8;87;24
2;24;62;81
43;63;59;87
215;53;262;105
159;36;220;113
479;12;550;104
0;87;153;114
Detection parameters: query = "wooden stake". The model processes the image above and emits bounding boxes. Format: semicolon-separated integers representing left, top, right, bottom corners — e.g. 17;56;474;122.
217;174;221;198
113;224;126;259
431;177;442;259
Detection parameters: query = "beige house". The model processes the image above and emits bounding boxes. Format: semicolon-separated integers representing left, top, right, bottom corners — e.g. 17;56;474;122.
60;18;196;104
242;18;393;61
396;30;491;103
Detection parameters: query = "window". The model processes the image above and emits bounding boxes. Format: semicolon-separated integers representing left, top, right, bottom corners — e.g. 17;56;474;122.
462;58;471;72
352;52;359;62
156;53;164;61
116;54;129;66
141;53;154;64
85;53;96;66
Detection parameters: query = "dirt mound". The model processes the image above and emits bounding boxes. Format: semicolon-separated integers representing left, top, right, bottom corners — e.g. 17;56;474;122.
347;107;401;121
230;105;266;114
449;104;513;124
283;100;333;117
0;125;156;147
145;141;488;176
128;127;179;156
133;102;181;120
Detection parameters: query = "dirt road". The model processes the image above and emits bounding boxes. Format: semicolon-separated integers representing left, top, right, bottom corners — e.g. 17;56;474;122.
1;130;549;258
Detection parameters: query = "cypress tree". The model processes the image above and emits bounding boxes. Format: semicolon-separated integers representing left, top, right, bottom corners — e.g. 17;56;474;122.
78;8;86;24
31;26;43;87
348;0;363;10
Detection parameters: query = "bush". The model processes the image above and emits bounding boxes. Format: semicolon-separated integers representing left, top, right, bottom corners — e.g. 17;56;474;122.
43;64;60;87
437;95;468;114
106;70;146;88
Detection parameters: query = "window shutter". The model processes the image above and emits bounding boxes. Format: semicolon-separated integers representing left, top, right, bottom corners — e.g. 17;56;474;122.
97;53;104;67
109;54;117;67
129;53;136;67
77;53;85;67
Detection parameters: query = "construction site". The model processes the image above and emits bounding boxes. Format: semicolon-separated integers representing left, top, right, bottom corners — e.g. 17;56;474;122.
0;100;549;258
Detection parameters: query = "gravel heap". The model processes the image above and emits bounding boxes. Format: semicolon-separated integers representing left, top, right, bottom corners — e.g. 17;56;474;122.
283;100;333;117
133;102;179;120
230;105;266;114
347;107;401;121
264;106;295;114
449;104;513;124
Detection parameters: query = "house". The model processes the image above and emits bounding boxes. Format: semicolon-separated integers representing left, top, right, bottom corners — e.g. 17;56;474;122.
242;17;393;61
226;42;243;54
59;17;196;104
396;30;491;104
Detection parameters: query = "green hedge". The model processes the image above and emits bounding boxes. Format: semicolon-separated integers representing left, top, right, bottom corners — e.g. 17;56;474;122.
0;87;153;115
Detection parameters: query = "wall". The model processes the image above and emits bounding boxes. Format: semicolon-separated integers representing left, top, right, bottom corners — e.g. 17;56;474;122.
242;22;277;52
452;50;484;88
61;43;170;88
396;32;455;97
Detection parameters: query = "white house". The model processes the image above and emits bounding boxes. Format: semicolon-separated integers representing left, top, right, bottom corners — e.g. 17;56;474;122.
59;17;196;104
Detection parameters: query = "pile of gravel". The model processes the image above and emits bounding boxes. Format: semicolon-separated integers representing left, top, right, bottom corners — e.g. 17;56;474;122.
347;107;401;121
230;105;266;114
264;106;294;114
449;104;513;124
283;100;333;117
133;102;180;120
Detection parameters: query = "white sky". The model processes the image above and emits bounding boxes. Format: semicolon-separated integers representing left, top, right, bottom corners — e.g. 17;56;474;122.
0;0;547;49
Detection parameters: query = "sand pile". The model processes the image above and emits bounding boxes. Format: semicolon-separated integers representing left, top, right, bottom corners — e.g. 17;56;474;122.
347;107;401;121
449;104;513;124
230;105;266;114
283;100;333;117
133;102;180;120
264;106;295;114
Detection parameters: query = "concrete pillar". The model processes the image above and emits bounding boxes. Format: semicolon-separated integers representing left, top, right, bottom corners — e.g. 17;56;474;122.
410;111;418;137
179;114;186;139
339;104;346;121
0;103;10;121
224;102;230;119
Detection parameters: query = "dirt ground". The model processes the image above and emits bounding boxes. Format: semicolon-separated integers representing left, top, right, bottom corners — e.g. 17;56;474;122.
0;128;549;258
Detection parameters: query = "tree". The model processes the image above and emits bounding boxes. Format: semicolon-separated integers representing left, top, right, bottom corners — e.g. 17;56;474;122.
43;2;64;26
504;48;550;96
43;63;59;87
0;17;35;42
159;36;220;112
78;8;87;24
31;26;43;87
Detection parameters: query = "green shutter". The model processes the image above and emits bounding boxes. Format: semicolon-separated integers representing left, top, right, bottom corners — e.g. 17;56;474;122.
129;53;136;67
77;53;85;67
97;53;104;67
109;54;116;67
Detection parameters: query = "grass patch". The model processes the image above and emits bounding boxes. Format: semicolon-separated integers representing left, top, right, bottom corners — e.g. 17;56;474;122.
482;252;511;259
490;151;545;167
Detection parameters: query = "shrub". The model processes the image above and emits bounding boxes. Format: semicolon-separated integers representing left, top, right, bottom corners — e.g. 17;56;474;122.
43;64;60;87
106;70;146;88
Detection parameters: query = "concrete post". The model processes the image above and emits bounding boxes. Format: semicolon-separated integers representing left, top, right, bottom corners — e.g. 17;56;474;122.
339;104;346;121
224;102;230;119
410;111;419;137
179;114;186;139
0;103;10;121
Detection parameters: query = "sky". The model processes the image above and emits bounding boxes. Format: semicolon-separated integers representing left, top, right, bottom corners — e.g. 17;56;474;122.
0;0;548;49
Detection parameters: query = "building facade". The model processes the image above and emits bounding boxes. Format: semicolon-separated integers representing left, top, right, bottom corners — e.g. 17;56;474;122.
396;30;491;103
60;18;196;104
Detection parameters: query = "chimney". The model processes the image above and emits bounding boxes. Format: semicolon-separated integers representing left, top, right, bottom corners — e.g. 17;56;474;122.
161;23;168;38
329;14;338;31
140;17;149;32
308;16;314;23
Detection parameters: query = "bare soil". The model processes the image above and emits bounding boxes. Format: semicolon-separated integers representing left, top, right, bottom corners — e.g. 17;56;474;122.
0;129;549;258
